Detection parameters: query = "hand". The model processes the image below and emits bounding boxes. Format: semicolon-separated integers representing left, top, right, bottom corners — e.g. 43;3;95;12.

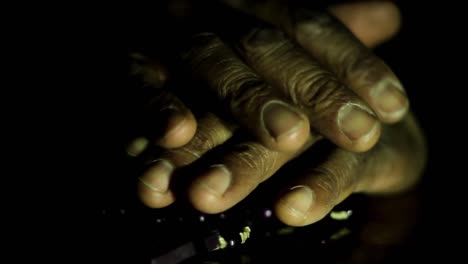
272;113;426;226
129;1;403;150
128;1;424;226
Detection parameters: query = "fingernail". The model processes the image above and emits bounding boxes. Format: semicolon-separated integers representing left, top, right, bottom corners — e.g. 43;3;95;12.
126;137;149;157
281;185;314;217
262;101;305;141
138;159;173;193
372;82;409;120
196;165;232;196
158;108;187;137
338;104;378;141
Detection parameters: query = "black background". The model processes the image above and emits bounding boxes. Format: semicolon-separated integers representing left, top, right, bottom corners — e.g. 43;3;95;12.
45;0;465;263
371;1;464;261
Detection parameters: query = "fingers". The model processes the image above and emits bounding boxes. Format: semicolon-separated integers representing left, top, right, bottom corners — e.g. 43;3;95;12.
135;2;413;217
126;136;150;157
221;0;408;123
138;111;314;213
287;8;409;123
354;113;427;194
129;53;197;148
275;146;363;226
182;33;311;153
141;89;197;148
137;113;234;208
187;135;316;213
329;1;401;48
138;13;390;211
274;114;427;226
138;110;316;213
188;141;288;213
221;0;401;48
236;27;380;152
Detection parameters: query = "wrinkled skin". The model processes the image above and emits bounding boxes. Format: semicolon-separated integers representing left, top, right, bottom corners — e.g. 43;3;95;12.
127;0;426;227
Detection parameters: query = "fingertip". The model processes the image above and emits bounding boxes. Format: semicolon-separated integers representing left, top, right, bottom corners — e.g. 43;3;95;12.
337;104;381;152
349;119;381;153
138;183;175;208
273;118;311;153
274;185;315;226
157;110;197;148
188;186;226;214
371;81;410;123
330;1;401;47
367;1;402;44
274;186;333;227
261;101;310;152
126;136;149;157
137;160;175;208
187;165;232;214
188;189;225;214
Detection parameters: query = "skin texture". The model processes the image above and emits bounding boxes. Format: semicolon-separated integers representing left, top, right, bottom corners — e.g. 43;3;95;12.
130;1;426;226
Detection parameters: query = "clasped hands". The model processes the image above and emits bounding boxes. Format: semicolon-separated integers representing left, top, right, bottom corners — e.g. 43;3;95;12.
127;0;426;226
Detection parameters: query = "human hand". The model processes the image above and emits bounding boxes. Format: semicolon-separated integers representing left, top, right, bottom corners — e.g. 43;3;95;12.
128;1;403;150
129;1;424;226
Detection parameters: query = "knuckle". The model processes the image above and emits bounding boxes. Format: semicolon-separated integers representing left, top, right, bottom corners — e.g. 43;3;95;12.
241;27;291;54
223;76;271;114
294;10;335;42
313;166;342;208
167;132;213;165
290;71;348;113
186;126;223;152
312;152;360;207
228;142;278;183
215;66;253;98
167;117;231;165
344;51;392;87
183;33;224;67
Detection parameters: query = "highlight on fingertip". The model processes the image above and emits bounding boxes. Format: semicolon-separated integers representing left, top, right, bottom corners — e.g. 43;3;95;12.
370;79;409;122
260;100;310;152
156;108;197;148
137;159;175;208
126;136;149;157
275;185;315;226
